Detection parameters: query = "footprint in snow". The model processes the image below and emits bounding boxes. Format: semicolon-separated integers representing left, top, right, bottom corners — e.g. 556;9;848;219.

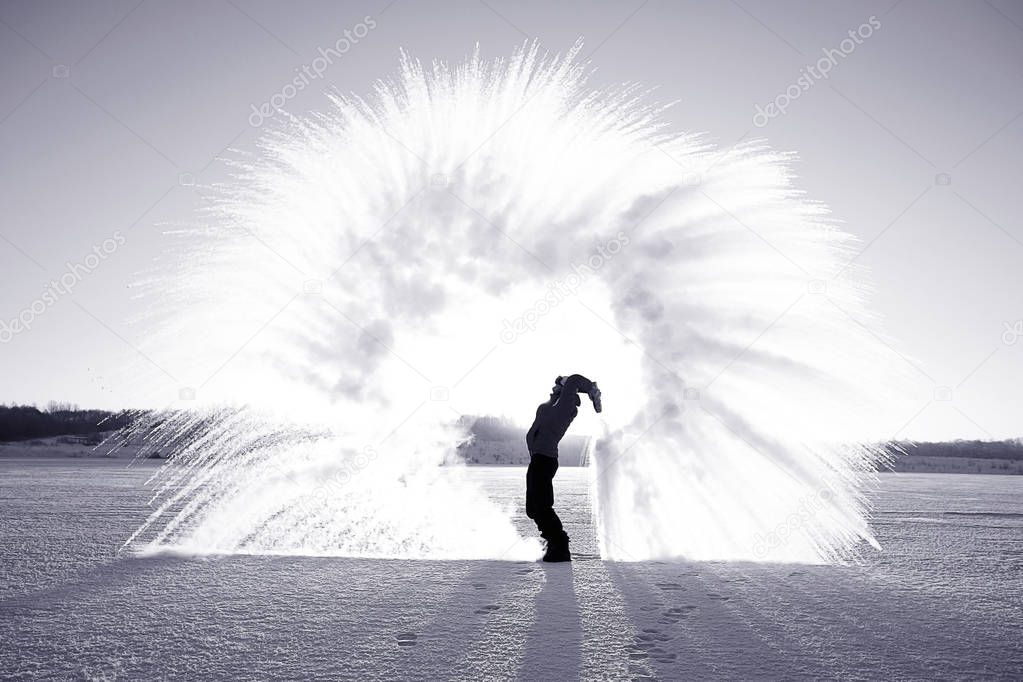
636;628;673;643
655;582;684;591
658;605;697;624
474;604;500;614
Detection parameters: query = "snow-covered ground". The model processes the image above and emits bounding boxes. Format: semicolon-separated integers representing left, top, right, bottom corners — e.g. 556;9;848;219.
0;459;1020;679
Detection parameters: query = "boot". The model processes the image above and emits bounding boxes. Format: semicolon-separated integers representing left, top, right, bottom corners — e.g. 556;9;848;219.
542;541;572;562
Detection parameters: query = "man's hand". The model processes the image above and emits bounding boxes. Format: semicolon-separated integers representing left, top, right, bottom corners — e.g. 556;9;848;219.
555;374;601;411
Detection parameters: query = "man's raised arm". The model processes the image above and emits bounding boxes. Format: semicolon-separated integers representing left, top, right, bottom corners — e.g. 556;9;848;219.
555;374;601;413
558;374;594;395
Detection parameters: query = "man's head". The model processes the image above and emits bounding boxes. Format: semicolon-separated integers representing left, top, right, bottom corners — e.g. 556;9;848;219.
548;376;567;402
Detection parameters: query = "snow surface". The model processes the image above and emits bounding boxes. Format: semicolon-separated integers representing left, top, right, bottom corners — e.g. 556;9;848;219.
0;459;1020;679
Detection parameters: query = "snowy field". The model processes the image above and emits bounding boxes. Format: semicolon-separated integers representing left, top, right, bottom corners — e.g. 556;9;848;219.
0;460;1020;680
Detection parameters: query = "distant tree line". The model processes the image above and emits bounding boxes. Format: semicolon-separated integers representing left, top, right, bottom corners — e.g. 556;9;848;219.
896;440;1023;461
457;414;590;465
2;405;1020;464
0;403;135;442
457;414;523;441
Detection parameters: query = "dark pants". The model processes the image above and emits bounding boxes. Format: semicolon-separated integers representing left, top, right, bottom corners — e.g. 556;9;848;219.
525;454;569;547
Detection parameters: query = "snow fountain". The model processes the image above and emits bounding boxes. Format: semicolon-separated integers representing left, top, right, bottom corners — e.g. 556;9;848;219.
122;43;908;563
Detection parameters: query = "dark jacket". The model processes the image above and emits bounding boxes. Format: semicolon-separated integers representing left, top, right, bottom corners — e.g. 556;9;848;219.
525;374;594;458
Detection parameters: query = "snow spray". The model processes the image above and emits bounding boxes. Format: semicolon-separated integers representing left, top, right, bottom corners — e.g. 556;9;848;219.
123;43;908;563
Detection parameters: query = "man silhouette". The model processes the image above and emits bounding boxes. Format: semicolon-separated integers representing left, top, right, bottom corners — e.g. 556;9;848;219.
525;374;601;562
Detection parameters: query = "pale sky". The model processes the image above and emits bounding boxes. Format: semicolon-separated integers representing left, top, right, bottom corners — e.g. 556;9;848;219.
0;0;1020;440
